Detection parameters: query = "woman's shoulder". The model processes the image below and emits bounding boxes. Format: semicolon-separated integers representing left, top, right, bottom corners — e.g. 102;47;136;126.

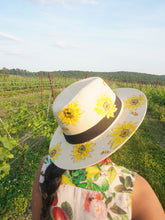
132;174;165;220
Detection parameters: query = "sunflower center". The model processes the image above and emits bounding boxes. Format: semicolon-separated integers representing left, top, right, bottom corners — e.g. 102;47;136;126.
103;101;110;111
130;99;139;105
64;108;74;118
78;145;86;154
50;149;56;157
120;129;130;138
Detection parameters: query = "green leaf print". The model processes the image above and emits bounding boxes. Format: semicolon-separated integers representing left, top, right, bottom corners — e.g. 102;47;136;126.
110;203;127;214
61;201;73;220
93;183;101;192
71;169;86;177
114;184;126;192
97;163;102;170
111;192;116;198
124;176;133;188
119;176;125;185
121;169;131;174
72;173;86;185
87;178;93;190
107;167;117;184
121;214;129;220
101;178;110;192
112;217;120;220
105;197;112;206
107;212;113;220
78;183;87;189
41;171;44;176
94;173;99;181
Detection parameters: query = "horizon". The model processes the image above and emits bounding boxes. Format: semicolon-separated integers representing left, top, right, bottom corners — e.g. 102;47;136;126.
1;67;165;77
1;0;165;75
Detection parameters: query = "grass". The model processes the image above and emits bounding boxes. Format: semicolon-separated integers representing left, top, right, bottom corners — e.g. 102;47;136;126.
1;113;164;220
0;136;49;220
0;77;165;219
146;116;165;148
111;116;165;207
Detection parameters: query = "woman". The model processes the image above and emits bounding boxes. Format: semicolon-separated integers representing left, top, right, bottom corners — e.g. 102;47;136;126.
32;77;165;220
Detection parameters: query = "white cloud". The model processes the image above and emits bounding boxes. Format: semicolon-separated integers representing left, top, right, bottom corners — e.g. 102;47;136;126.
0;32;22;42
52;40;80;49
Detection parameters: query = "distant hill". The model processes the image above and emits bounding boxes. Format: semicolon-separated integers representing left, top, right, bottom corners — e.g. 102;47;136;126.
1;68;165;86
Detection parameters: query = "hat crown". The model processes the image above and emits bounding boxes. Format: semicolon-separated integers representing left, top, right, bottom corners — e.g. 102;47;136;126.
53;77;117;136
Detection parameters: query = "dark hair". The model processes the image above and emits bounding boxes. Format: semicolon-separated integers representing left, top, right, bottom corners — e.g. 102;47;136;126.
40;163;66;220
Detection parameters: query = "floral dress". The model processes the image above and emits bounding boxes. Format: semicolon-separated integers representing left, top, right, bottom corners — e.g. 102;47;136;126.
39;156;136;220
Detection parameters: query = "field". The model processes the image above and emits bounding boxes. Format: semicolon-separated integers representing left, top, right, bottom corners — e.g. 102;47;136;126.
0;74;165;219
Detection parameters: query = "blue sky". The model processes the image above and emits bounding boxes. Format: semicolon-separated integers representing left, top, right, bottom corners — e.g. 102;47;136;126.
0;0;165;75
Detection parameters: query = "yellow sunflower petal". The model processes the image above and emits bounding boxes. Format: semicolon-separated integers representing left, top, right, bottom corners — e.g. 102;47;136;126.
95;94;117;119
108;121;137;149
71;142;95;163
58;101;83;126
49;144;62;161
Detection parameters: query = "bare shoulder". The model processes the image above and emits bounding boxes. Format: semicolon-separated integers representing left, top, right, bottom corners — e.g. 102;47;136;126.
132;174;165;220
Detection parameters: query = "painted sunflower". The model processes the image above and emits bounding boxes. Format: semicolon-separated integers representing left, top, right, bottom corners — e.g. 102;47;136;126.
71;142;95;163
58;102;83;126
109;121;137;150
124;95;145;112
94;94;117;118
49;144;62;161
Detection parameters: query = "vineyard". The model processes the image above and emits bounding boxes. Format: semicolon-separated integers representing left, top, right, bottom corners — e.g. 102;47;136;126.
0;73;165;219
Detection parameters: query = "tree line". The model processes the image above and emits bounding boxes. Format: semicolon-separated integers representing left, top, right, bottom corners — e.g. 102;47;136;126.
0;68;165;86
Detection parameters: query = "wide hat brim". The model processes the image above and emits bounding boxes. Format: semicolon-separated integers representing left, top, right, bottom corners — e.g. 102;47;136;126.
49;87;147;170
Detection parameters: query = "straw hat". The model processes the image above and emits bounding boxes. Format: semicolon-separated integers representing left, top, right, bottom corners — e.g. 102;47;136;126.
49;77;147;170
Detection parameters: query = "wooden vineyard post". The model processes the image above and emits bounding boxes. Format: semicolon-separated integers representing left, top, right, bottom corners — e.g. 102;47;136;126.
4;70;5;97
138;77;141;90
40;72;43;101
48;72;56;100
155;79;160;88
